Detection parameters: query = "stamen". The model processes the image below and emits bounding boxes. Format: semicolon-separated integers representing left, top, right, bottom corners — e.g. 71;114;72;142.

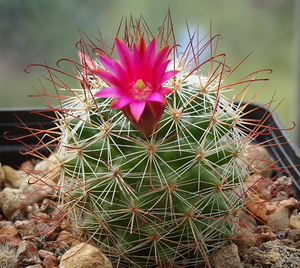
134;79;145;89
132;79;152;100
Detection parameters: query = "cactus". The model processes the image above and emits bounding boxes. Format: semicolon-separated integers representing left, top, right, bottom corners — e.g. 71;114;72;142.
25;14;275;267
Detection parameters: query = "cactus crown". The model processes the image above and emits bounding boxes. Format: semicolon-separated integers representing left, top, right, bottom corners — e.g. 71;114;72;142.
24;13;276;267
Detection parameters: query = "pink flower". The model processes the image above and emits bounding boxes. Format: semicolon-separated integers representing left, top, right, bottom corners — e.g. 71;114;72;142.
92;37;178;137
78;52;97;89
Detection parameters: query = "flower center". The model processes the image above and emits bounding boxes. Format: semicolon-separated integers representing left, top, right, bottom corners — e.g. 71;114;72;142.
131;79;152;100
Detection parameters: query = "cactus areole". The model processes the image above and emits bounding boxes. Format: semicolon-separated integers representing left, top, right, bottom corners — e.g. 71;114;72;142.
28;14;276;267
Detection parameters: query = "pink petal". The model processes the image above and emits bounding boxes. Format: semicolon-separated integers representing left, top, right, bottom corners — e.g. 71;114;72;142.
136;37;146;58
78;52;95;69
99;56;128;83
95;86;124;98
153;46;169;68
111;95;133;109
158;87;173;95
133;42;156;82
143;39;156;66
145;92;166;103
115;38;134;78
131;45;143;79
153;61;170;85
91;69;122;88
129;101;146;122
157;70;179;86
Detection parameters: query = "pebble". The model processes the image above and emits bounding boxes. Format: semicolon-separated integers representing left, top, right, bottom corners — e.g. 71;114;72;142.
270;176;294;197
43;224;62;242
2;165;24;189
0;188;24;220
290;214;300;229
0;163;5;184
32;212;50;231
234;224;256;256
288;228;300;243
245;144;274;178
19;160;34;172
278;197;298;209
266;197;298;230
56;230;80;247
39;249;58;268
34;154;58;173
255;231;277;246
245;174;271;199
60;242;113;268
0;175;55;220
39;198;56;214
267;205;290;229
245;193;268;222
20;176;55;206
34;154;60;183
243;240;300;267
0;225;22;247
211;243;242;268
14;220;39;237
16;241;40;264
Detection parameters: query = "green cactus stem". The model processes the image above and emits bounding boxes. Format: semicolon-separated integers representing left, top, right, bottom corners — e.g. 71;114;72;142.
24;14;276;268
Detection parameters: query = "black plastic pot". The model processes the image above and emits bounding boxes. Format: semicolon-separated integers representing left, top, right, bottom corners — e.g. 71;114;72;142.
240;103;300;197
0;108;56;168
1;104;300;196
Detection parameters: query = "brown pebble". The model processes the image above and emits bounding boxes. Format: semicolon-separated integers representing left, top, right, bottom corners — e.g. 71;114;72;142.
2;165;23;189
32;212;50;230
14;220;39;237
39;250;58;268
20;175;55;205
0;187;22;220
245;144;274;178
0;163;5;184
246;194;268;223
43;255;57;268
43;224;62;241
266;205;290;229
15;241;39;265
279;197;298;209
60;242;113;268
288;229;300;243
243;240;300;267
290;214;300;229
19;160;34;172
211;243;242;268
255;231;277;246
56;230;80;247
0;225;21;247
234;224;256;256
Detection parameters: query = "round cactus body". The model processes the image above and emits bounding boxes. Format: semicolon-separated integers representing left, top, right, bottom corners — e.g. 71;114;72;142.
29;15;273;267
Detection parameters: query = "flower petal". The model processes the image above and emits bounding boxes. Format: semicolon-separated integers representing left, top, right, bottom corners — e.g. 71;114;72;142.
111;95;134;109
129;101;146;122
157;70;179;86
145;92;166;103
91;69;122;88
158;87;173;95
95;86;124;98
154;46;169;68
99;56;128;84
115;38;134;79
142;38;156;67
78;52;95;69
